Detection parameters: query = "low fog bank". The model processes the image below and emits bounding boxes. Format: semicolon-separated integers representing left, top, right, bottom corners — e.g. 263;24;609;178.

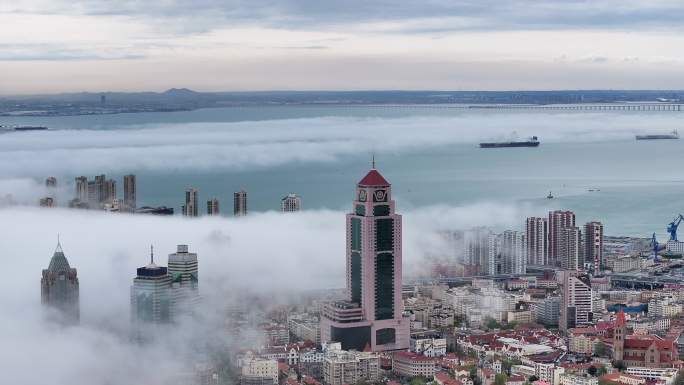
0;112;679;177
0;202;527;384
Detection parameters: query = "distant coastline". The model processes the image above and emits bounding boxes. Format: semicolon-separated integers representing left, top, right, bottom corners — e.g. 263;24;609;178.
1;89;683;117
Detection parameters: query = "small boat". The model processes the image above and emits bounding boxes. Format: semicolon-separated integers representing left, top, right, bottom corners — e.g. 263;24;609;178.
547;191;554;199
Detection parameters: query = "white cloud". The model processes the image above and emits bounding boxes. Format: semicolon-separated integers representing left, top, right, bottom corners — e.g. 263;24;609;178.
0;200;523;384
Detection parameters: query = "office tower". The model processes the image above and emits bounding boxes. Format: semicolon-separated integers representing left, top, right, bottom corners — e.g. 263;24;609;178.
463;227;497;275
45;177;57;188
168;245;200;318
75;176;88;202
525;217;548;265
320;164;409;352
131;247;172;325
548;210;576;266
613;309;625;361
559;227;581;270
39;197;55;207
94;174;106;203
534;296;560;326
183;188;198;217
234;190;247;216
559;272;592;331
41;240;79;324
584;222;604;275
104;179;116;203
207;198;220;215
123;174;136;211
280;193;301;212
501;230;527;274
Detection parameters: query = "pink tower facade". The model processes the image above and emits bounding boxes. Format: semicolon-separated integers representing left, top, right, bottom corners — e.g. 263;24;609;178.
321;166;409;352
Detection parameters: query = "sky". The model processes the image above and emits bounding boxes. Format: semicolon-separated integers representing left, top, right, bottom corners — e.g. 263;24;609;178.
3;0;684;93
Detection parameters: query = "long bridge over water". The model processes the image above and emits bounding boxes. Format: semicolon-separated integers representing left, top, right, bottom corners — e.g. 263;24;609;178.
357;103;684;111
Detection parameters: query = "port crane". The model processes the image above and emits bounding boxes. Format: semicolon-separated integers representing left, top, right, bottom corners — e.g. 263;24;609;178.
667;214;684;241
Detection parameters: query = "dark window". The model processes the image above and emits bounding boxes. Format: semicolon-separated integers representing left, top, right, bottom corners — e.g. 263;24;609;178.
375;218;394;252
351;252;362;305
375;252;394;320
355;204;366;216
376;328;396;345
351;218;361;251
373;205;390;216
330;325;371;352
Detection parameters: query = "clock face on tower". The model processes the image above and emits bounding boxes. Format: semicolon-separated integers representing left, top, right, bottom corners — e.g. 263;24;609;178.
373;189;387;202
358;189;367;202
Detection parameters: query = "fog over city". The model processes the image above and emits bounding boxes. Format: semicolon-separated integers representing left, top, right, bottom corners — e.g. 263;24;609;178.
0;201;525;384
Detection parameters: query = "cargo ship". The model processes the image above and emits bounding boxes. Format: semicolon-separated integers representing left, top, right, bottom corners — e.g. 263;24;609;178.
1;125;48;131
636;130;679;140
480;136;539;148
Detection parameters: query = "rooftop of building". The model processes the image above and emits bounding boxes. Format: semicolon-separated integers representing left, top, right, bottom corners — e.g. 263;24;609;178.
47;240;72;273
358;168;390;187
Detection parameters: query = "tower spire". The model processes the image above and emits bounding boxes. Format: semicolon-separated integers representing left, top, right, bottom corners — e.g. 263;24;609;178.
372;153;376;169
55;233;63;254
150;244;154;264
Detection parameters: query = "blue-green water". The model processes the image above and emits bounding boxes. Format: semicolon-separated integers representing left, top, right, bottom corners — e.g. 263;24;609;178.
2;105;684;237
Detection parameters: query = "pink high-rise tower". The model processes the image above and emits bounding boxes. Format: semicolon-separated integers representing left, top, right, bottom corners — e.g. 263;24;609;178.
320;164;409;352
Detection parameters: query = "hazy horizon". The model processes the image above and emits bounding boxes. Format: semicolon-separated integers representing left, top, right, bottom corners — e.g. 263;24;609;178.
4;1;684;94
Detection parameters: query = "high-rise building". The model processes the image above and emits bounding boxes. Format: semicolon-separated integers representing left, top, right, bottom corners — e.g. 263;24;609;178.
41;240;79;324
131;247;172;326
280;193;301;212
463;227;497;275
168;244;200;318
559;227;582;270
123;174;136;210
207;198;220;215
534;296;560;326
75;176;88;202
559;271;592;332
104;179;116;203
549;210;576;266
183;188;199;217
45;177;57;188
584;222;604;275
94;174;106;203
234;190;247;216
525;217;548;265
613;309;625;362
39;197;55;207
320;165;409;352
501;230;527;274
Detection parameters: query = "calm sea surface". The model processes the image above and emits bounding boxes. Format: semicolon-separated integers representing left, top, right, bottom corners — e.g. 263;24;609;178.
3;105;684;237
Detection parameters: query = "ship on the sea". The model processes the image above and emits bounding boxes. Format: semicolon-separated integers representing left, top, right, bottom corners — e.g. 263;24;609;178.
636;130;679;140
480;136;539;148
1;125;48;131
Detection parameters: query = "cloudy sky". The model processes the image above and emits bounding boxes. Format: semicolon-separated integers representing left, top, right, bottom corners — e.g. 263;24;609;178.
3;0;684;93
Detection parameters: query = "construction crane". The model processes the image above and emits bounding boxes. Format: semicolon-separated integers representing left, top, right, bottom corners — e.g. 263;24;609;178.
667;214;684;241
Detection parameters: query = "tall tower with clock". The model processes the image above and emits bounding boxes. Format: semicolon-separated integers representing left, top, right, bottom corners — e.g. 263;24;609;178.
320;162;409;352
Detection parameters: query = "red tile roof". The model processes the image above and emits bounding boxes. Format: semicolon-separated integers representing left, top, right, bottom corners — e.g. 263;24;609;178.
358;169;390;186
